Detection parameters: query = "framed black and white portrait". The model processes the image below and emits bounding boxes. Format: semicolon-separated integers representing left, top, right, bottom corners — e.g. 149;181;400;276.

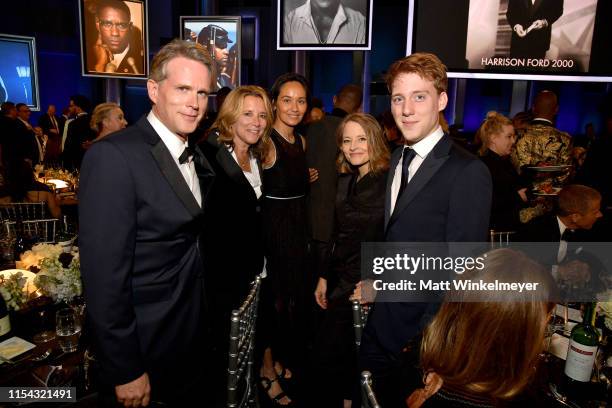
79;0;148;79
181;16;241;93
277;0;373;50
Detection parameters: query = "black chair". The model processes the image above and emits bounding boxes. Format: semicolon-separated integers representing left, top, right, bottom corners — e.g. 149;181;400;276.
227;275;262;408
361;371;381;408
352;299;370;348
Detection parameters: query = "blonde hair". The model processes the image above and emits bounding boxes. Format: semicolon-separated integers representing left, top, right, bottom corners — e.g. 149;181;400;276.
90;102;121;133
476;111;512;155
212;85;273;160
149;39;215;84
336;113;390;175
421;249;555;401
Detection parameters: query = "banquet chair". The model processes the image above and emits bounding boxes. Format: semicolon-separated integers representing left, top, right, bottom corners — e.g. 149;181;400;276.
489;229;515;249
0;202;47;223
361;371;381;408
227;274;262;408
4;219;58;244
352;300;370;348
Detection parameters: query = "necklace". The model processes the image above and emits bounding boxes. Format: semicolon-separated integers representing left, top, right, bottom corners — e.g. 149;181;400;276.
237;153;251;171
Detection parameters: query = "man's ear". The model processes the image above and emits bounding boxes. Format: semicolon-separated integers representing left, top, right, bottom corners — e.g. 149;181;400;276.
438;91;448;112
147;79;158;104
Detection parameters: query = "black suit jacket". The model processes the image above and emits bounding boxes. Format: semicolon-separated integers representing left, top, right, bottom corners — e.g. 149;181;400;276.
199;131;264;308
79;116;215;393
62;113;95;169
305;109;346;242
12;119;39;164
38;113;59;136
506;0;563;58
364;135;492;358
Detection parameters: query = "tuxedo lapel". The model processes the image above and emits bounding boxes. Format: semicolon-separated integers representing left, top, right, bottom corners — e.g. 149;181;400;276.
388;137;451;228
193;144;216;207
137;117;204;218
384;147;402;229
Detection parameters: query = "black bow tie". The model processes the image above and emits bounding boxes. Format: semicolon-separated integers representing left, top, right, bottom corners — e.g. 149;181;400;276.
561;229;575;242
179;146;194;164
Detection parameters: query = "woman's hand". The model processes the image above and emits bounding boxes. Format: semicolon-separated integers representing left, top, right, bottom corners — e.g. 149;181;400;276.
517;187;528;202
314;277;328;309
308;167;319;183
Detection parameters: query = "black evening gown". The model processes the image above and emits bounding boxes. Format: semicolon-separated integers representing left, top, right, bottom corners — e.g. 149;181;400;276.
311;171;386;406
262;129;311;366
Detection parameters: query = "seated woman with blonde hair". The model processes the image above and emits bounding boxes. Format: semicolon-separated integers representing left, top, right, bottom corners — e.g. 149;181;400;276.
406;248;555;407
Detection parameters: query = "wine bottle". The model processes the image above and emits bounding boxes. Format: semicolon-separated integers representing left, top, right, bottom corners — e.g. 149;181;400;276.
563;302;598;386
0;296;11;342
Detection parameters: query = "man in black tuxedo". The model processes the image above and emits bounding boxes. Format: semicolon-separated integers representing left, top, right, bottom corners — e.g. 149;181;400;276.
61;95;95;169
506;0;564;59
360;53;492;406
79;39;215;407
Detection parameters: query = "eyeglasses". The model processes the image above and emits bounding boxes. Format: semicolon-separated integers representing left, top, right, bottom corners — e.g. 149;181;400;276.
99;20;131;31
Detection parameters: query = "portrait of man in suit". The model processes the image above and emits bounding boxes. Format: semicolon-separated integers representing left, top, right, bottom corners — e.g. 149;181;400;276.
506;0;564;59
360;52;492;406
82;0;147;77
79;39;215;407
280;0;370;48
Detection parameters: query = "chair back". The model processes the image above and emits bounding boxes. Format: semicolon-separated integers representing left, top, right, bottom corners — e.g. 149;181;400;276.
352;300;370;348
361;371;381;408
227;275;262;408
4;219;58;243
489;229;515;249
0;202;47;223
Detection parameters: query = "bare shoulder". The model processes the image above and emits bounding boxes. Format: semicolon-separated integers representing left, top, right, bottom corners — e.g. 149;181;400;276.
262;138;276;169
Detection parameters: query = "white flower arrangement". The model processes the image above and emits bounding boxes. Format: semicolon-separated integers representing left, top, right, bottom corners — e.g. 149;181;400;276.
31;244;82;304
0;272;29;311
18;244;64;271
597;290;612;331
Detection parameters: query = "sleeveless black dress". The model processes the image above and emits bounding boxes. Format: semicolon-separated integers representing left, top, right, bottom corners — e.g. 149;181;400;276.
262;128;310;364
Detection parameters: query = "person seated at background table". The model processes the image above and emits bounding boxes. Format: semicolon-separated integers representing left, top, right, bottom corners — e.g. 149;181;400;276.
0;159;61;218
90;102;128;142
517;184;603;286
312;112;389;408
477;111;528;231
405;248;555;408
198;85;272;406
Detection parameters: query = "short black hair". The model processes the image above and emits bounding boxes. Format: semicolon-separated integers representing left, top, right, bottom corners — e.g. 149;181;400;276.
15;103;28;111
0;101;15;114
70;94;91;112
96;0;131;20
270;72;311;108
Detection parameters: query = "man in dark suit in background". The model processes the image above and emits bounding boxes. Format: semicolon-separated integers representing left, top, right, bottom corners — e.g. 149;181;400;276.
518;184;603;284
13;103;39;165
0;102;18;167
360;53;492;406
506;0;563;59
306;83;362;277
38;104;61;162
62;95;95;169
79;39;215;407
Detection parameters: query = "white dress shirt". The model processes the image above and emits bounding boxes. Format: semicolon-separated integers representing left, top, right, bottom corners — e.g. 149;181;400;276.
147;111;201;207
390;126;444;214
230;149;262;199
